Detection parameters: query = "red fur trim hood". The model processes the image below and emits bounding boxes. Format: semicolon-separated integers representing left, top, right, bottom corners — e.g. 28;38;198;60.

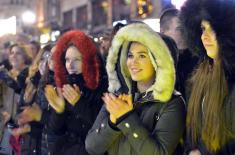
53;30;100;89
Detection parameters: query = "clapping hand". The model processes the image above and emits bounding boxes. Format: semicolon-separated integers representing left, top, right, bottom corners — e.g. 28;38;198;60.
18;103;42;125
45;85;65;113
11;124;31;136
102;93;133;124
62;84;81;106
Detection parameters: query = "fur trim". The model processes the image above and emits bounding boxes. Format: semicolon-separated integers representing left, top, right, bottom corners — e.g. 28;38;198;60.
180;0;235;82
53;30;100;89
106;23;175;102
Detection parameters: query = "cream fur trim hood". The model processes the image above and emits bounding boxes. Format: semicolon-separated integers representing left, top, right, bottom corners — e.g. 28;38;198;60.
106;23;175;102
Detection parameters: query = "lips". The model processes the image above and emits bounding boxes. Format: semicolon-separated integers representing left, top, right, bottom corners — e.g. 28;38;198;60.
130;68;142;74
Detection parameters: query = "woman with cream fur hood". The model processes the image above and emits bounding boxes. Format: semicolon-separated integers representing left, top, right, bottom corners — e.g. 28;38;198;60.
85;23;186;155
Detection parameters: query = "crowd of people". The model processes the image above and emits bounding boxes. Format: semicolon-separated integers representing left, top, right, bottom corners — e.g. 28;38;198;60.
0;0;235;155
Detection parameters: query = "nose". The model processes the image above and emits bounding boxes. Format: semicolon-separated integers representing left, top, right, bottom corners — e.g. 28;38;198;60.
67;60;73;69
10;52;17;58
201;31;210;42
131;56;139;64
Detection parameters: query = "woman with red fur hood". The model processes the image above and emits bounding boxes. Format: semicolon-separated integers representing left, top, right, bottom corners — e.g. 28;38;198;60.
45;30;107;155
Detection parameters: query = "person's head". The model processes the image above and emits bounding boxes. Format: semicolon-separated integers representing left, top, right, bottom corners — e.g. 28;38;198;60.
127;42;155;83
48;45;56;71
99;23;126;58
160;8;187;50
65;45;82;75
181;0;235;152
39;43;56;75
2;41;14;60
99;30;112;57
9;44;31;71
106;23;175;102
54;30;100;89
29;40;40;58
200;20;219;60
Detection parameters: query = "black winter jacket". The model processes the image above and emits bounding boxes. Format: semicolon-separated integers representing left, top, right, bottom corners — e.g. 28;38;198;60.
49;74;107;155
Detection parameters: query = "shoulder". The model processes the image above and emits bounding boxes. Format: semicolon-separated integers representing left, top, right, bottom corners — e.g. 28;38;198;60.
167;93;186;108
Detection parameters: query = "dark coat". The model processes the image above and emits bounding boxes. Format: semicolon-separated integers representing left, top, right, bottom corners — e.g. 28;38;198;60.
35;70;60;155
177;49;198;100
49;74;107;155
50;29;107;155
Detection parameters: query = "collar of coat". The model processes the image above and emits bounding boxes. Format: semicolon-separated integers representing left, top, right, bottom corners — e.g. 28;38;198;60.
106;23;175;102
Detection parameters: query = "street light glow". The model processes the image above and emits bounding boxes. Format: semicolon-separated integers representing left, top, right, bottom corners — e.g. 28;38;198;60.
0;16;16;37
22;11;36;24
171;0;186;10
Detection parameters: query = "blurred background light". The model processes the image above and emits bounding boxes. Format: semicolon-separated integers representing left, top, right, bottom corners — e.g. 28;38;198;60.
22;10;36;24
0;16;16;37
143;18;160;32
171;0;186;10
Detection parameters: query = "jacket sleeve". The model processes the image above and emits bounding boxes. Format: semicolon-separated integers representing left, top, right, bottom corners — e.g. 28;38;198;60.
85;105;122;155
0;70;21;93
117;97;186;155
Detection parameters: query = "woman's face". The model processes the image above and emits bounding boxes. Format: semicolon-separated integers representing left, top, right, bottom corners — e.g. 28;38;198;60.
201;20;219;60
126;42;155;83
65;46;82;75
9;46;27;70
48;46;56;71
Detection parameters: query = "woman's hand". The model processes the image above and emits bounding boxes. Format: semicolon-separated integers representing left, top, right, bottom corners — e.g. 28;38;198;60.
189;149;201;155
1;111;11;124
45;85;65;113
102;93;133;124
18;103;42;125
62;84;81;106
11;124;31;136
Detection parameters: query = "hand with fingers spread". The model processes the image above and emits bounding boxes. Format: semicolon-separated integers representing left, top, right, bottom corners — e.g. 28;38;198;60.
102;93;133;124
62;84;81;106
18;103;42;125
45;85;65;113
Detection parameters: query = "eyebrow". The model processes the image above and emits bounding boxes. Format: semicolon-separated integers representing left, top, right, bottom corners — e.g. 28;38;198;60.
129;51;147;54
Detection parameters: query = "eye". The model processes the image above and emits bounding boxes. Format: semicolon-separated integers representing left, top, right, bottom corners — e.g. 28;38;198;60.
139;54;146;58
127;52;133;59
201;25;205;32
74;58;82;62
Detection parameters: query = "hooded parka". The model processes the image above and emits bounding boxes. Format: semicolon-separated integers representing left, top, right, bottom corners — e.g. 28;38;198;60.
85;23;186;155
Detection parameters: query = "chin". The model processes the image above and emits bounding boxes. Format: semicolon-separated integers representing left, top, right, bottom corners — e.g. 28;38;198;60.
131;76;140;82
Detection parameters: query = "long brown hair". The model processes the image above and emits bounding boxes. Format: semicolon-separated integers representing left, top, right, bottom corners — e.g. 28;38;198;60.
187;58;232;153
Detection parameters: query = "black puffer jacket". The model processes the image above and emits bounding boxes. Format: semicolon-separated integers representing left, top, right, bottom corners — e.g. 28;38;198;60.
49;74;107;155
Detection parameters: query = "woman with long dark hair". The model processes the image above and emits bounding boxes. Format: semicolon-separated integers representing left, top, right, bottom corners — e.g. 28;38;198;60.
180;0;235;154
